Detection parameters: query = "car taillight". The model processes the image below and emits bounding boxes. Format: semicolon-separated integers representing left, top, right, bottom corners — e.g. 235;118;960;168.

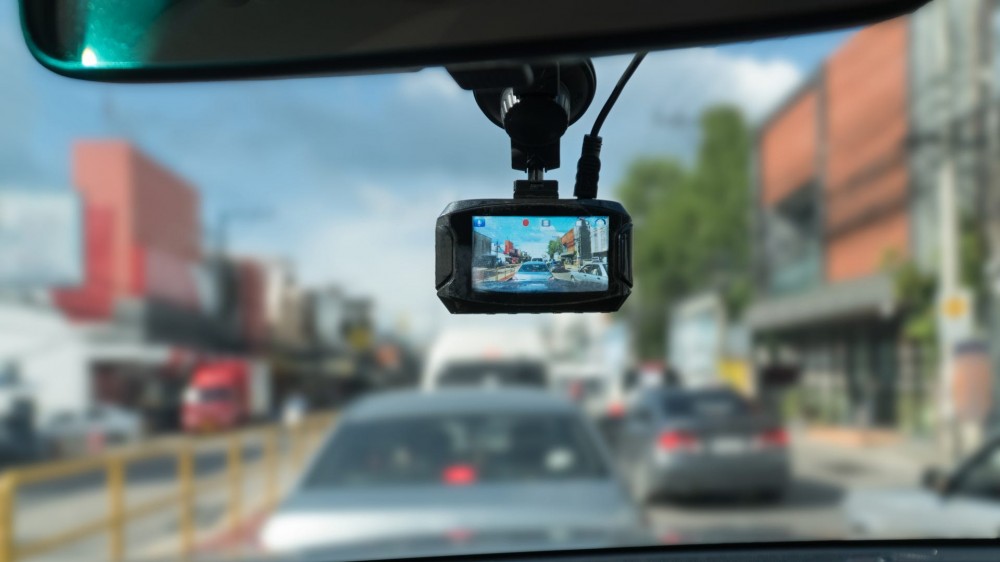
606;401;625;418
446;528;474;543
442;464;477;485
658;430;699;451
758;428;789;447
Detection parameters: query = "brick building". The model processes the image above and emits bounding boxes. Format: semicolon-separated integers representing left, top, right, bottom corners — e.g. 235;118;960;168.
53;140;268;353
749;0;999;429
748;18;918;427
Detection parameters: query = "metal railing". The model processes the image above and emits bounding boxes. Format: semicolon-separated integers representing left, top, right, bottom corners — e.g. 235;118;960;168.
0;412;335;562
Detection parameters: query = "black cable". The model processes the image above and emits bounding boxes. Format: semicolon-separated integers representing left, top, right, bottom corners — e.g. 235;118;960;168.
591;52;647;138
575;53;647;199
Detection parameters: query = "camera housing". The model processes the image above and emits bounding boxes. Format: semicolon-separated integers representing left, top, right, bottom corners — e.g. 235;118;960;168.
436;199;632;314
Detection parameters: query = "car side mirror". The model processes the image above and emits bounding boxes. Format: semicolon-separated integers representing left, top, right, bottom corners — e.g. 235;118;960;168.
921;466;949;494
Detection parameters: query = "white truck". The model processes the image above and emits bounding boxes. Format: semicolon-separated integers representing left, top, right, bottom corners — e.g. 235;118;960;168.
422;326;550;390
669;293;753;394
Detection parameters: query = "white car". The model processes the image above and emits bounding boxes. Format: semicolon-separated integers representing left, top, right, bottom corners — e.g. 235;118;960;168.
570;263;609;287
846;436;1000;538
44;404;144;457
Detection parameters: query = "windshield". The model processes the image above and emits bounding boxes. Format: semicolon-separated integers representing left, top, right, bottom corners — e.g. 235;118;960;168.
5;0;1000;560
518;263;549;273
196;387;234;403
305;413;608;488
437;361;548;387
661;389;754;416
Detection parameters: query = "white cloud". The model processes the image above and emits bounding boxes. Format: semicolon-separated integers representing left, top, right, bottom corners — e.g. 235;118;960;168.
398;69;463;100
293;185;454;337
578;49;804;177
727;56;803;119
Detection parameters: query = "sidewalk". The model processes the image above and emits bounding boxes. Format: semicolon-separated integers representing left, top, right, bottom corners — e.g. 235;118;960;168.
794;425;940;489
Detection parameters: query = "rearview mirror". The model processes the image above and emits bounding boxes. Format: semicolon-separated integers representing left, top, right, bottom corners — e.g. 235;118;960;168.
20;0;927;81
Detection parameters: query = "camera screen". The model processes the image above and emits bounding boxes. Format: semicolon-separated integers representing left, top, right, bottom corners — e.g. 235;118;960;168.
472;216;610;293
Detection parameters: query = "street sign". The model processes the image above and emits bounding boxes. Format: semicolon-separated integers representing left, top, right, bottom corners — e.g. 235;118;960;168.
938;289;973;347
943;294;968;319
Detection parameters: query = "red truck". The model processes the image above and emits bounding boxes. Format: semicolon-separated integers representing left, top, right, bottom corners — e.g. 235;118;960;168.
182;359;271;432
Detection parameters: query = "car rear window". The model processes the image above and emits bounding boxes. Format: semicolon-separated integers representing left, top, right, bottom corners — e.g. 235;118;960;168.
560;378;605;400
437;361;547;388
518;263;548;272
662;390;752;417
304;413;609;488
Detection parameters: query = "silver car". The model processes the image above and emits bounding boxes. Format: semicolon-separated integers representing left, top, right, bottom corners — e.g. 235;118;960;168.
847;436;1000;538
616;387;790;503
511;262;553;284
260;388;647;557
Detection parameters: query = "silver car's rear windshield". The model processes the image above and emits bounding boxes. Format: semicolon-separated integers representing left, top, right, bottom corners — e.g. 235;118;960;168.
663;390;754;417
303;413;609;488
518;263;549;272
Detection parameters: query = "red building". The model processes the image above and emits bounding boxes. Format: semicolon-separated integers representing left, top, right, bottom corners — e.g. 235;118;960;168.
54;141;202;320
749;18;912;426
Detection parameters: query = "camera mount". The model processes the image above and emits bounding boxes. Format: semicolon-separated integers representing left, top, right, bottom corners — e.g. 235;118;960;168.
449;60;596;198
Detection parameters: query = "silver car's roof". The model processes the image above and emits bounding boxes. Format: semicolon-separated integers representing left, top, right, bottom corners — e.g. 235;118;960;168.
344;388;576;422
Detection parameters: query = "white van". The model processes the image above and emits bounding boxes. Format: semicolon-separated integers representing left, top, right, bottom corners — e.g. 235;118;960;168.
421;328;550;391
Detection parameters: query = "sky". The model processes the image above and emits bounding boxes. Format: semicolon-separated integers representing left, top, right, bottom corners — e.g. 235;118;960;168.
0;3;855;337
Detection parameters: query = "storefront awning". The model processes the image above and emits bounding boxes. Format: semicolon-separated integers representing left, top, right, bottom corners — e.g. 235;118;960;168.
747;273;895;332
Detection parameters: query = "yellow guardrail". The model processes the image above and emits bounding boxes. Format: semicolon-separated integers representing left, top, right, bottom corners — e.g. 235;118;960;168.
0;411;336;562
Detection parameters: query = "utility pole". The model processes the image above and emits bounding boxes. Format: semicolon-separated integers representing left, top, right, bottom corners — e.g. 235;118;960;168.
933;0;962;462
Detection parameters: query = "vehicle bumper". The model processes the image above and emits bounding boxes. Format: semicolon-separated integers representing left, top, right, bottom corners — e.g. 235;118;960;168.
649;451;790;497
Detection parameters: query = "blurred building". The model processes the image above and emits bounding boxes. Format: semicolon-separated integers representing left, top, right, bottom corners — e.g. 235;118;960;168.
54;141;202;321
748;2;998;429
560;229;575;264
473;232;492;258
258;258;310;352
574;219;593;264
590;218;610;262
22;141;289;431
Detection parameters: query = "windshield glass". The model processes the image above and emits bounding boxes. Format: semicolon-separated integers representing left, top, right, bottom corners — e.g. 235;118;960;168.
197;387;234;403
518;263;549;273
663;390;752;417
305;413;608;488
5;0;1000;559
438;361;548;387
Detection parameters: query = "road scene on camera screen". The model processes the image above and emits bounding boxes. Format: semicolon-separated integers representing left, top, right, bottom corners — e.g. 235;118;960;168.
472;216;610;293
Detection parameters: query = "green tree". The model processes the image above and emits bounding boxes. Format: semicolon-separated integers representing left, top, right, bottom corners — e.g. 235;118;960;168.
615;105;751;359
547;239;562;260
